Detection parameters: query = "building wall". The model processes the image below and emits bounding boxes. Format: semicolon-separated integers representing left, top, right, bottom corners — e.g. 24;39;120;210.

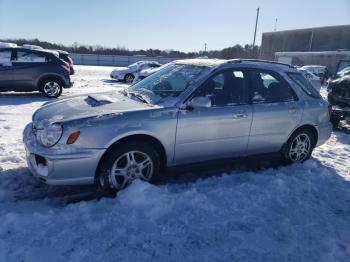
260;25;350;61
70;53;179;67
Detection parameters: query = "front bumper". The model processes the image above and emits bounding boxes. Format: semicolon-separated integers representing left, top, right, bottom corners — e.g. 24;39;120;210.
64;80;74;89
23;123;104;186
110;73;125;81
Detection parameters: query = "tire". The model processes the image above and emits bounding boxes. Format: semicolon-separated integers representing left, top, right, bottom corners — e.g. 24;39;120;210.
281;128;315;164
40;78;63;98
124;74;135;84
96;141;162;195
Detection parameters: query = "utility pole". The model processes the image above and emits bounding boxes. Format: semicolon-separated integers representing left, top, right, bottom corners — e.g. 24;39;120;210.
274;18;278;31
252;7;260;47
204;43;207;53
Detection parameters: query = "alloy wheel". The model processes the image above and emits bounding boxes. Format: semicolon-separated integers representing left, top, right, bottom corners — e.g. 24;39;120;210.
102;150;154;190
288;133;311;162
43;81;60;97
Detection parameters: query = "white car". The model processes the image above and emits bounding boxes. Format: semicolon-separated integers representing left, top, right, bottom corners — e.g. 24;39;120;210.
110;61;161;83
300;65;329;83
298;69;322;92
0;42;17;48
133;66;164;83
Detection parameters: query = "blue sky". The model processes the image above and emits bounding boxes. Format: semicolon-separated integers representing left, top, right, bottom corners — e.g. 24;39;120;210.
0;0;349;52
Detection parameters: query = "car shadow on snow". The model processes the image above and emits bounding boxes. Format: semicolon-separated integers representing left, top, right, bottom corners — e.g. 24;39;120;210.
3;154;348;206
102;79;130;87
1;167;97;207
0;92;51;105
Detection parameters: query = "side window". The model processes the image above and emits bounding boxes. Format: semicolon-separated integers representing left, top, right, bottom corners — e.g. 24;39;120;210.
251;71;296;103
140;63;150;70
15;51;46;63
0;50;12;64
194;69;247;107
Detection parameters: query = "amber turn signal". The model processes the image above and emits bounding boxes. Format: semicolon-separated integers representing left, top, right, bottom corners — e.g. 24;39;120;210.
66;131;80;144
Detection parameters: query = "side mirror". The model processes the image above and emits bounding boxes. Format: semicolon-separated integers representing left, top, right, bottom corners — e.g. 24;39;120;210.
187;96;212;109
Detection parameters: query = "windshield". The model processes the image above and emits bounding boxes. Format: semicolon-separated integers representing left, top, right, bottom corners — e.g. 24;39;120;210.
128;62;142;68
127;63;211;104
336;61;350;76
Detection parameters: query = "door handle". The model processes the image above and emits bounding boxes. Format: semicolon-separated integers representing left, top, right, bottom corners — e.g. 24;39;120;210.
233;110;248;119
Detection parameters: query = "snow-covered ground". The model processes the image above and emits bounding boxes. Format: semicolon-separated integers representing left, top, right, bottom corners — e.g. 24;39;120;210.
0;65;349;262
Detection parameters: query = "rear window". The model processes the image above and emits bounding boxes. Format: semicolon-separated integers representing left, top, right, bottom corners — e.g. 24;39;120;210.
288;73;321;99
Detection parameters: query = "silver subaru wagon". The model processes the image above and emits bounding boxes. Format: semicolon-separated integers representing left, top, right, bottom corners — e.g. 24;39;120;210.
23;59;332;192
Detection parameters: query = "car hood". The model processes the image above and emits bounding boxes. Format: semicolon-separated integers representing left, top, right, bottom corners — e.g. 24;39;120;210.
32;91;154;125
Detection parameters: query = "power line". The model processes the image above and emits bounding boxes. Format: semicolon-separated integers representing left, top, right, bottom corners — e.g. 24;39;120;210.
252;7;260;47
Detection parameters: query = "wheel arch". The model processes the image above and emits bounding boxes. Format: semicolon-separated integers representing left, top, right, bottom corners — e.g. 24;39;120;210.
95;134;167;180
124;73;135;80
37;74;65;90
286;124;319;148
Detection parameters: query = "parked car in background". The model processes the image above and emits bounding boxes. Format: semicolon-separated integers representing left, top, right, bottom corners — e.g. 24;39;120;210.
110;61;161;83
297;68;322;92
0;42;18;48
23;59;332;194
21;44;44;50
300;65;329;84
327;75;350;127
0;46;72;98
57;50;74;75
134;65;163;82
335;67;350;79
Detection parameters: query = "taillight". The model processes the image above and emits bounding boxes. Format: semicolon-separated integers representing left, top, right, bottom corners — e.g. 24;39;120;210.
62;61;70;71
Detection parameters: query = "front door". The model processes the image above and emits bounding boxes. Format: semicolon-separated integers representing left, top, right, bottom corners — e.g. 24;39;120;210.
174;69;253;164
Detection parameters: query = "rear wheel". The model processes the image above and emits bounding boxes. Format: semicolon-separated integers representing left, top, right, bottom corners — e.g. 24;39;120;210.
282;129;315;164
96;141;161;195
40;79;63;98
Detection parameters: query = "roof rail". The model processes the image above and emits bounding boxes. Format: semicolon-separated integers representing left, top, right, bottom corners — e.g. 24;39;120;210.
227;59;295;68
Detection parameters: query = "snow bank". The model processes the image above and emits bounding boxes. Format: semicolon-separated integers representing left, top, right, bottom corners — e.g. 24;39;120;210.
1;162;350;261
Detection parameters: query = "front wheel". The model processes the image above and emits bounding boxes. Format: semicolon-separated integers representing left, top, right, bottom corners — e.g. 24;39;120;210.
96;141;161;195
40;79;63;98
282;129;315;164
124;74;135;84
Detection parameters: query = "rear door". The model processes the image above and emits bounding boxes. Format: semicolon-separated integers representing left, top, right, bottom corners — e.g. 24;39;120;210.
11;49;48;90
247;69;302;155
0;49;15;89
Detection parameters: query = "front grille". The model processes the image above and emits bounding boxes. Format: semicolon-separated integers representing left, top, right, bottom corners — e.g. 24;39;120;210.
35;154;47;166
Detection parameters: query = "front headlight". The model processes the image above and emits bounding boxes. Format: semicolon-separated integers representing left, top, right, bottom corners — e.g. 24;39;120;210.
36;124;63;147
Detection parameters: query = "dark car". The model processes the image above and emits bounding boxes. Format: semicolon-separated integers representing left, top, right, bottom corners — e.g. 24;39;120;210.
0;47;72;98
58;50;74;75
327;76;350;127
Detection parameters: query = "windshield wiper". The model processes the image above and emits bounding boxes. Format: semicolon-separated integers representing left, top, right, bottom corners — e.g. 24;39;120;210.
127;92;149;104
